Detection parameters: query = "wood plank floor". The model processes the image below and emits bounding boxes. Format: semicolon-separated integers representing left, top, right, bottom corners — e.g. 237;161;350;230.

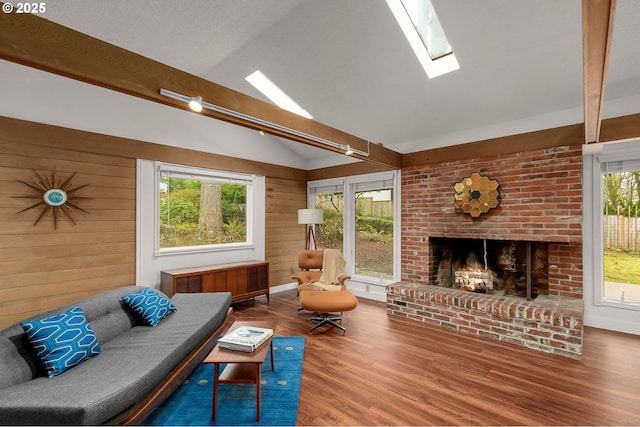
231;290;640;426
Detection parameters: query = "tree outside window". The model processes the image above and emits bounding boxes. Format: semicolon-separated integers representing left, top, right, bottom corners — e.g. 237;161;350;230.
159;173;248;249
314;188;394;280
314;192;344;250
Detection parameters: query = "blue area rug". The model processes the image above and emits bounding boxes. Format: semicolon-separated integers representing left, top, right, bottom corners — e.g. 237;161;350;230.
144;336;305;426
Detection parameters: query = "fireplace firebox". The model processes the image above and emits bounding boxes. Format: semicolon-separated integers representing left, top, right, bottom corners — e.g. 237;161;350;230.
429;237;549;300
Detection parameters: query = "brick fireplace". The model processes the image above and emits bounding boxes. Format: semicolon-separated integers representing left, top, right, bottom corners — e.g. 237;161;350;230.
389;144;584;358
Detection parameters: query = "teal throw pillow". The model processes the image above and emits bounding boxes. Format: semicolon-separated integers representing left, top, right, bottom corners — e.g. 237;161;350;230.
21;305;102;378
122;288;176;327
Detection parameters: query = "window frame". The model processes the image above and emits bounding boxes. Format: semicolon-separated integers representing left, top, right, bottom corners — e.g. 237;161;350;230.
153;161;256;257
307;171;400;285
587;143;640;312
385;0;459;78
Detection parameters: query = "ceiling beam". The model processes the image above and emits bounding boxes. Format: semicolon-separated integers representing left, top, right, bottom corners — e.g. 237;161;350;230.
600;112;640;143
0;8;402;169
582;0;617;144
402;123;584;168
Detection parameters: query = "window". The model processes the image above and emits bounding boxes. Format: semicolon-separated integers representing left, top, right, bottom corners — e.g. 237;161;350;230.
601;162;640;307
353;188;394;280
399;0;452;60
155;162;255;255
583;141;640;334
245;70;313;119
309;171;399;283
314;190;345;251
386;0;460;78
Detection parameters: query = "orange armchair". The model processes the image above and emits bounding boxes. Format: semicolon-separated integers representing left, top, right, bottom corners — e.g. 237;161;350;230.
292;249;358;335
291;249;351;291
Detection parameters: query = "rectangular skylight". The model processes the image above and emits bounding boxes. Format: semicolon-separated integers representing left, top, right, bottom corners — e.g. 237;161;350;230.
245;70;313;119
386;0;460;78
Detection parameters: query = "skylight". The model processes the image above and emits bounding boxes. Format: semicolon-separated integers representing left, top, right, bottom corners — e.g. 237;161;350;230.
245;70;313;119
386;0;460;78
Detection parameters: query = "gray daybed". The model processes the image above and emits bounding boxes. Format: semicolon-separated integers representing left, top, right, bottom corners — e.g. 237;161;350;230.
0;285;232;425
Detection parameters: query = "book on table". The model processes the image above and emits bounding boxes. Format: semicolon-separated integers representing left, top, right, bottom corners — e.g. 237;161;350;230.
217;326;273;352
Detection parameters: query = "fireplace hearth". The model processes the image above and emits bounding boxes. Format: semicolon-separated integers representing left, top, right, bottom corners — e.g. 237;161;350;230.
430;237;549;300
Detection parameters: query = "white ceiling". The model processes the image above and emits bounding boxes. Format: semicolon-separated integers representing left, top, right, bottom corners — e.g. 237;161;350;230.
3;0;640;169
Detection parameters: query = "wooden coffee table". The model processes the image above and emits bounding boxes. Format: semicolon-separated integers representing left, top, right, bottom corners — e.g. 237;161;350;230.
203;317;277;422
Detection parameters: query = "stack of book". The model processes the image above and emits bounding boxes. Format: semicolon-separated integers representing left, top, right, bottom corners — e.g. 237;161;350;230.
217;326;273;352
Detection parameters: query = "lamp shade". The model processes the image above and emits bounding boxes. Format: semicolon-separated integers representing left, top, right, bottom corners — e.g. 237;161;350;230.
298;208;323;225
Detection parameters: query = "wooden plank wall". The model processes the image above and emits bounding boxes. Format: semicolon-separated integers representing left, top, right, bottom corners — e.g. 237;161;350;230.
265;177;307;286
0;132;136;328
0;116;307;329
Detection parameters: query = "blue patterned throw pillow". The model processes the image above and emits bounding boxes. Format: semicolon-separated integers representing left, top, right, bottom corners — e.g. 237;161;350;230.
21;305;102;378
122;288;176;327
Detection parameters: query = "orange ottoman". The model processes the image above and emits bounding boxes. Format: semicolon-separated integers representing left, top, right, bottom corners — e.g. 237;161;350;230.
299;290;358;335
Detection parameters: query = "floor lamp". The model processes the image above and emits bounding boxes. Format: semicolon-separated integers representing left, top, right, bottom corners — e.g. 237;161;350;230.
298;208;324;250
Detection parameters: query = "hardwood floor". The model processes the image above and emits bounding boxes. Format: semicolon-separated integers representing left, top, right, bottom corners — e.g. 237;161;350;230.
231;290;640;425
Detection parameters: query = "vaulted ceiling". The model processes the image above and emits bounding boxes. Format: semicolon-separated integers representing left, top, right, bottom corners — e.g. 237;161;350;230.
1;0;639;170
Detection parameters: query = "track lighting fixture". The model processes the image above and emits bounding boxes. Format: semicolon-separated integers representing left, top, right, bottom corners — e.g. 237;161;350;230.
159;88;369;157
188;96;203;112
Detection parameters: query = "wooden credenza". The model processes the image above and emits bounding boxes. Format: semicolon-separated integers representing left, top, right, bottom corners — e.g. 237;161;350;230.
160;261;269;304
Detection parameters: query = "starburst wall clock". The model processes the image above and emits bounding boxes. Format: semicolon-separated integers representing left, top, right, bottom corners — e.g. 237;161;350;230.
15;169;90;229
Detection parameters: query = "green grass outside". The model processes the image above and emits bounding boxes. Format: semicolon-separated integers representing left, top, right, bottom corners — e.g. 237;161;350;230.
604;249;640;284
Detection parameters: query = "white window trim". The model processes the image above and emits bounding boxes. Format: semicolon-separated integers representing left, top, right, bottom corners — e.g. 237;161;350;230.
154;161;256;256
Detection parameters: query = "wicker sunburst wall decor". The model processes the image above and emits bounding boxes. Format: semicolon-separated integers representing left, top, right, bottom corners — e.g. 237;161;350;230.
453;172;500;217
15;169;90;229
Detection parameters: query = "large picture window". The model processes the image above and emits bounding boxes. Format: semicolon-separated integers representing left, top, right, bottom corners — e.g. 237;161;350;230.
155;162;254;255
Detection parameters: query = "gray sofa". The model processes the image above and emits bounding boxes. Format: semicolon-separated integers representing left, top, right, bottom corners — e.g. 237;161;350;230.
0;286;232;425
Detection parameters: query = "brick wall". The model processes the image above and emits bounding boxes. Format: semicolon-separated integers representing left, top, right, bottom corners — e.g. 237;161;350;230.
401;144;583;297
393;144;584;357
